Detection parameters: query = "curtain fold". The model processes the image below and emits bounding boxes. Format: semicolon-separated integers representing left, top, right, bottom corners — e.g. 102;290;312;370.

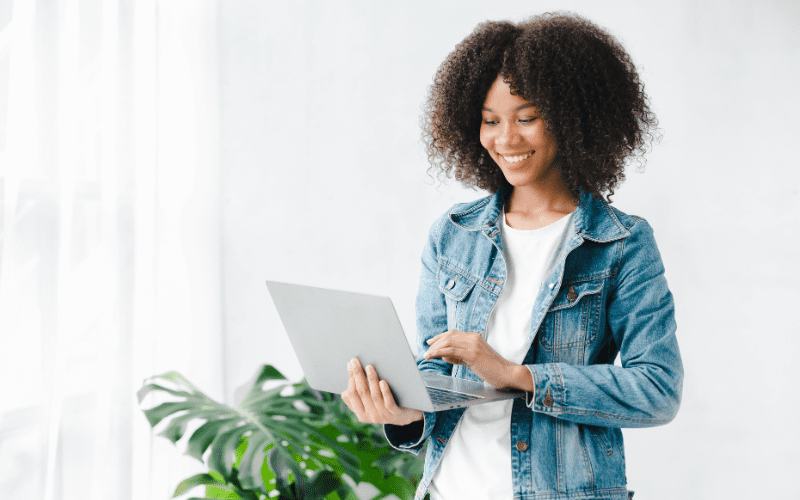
0;1;223;499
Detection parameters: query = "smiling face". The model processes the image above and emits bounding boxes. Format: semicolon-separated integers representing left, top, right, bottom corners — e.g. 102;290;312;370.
480;76;560;190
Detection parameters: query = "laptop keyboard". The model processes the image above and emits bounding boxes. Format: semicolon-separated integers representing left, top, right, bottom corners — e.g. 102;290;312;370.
426;386;484;405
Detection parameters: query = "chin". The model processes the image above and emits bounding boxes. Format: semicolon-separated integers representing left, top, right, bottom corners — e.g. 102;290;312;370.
500;170;534;187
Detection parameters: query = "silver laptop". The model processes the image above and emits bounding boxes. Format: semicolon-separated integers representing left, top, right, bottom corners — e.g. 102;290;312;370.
266;280;524;412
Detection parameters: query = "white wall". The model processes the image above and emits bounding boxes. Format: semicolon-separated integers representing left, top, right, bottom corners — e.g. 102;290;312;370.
217;1;800;497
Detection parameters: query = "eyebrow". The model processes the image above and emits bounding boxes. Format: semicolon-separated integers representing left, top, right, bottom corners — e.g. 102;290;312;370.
482;103;537;112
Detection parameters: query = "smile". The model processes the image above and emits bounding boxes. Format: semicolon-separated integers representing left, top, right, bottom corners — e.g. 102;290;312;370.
499;151;533;163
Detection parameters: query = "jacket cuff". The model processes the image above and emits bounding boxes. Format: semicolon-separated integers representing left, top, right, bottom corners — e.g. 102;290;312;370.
523;365;537;408
525;363;565;413
383;411;436;455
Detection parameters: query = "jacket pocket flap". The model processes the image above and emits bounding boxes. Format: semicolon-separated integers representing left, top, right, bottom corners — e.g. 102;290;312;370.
437;266;476;301
549;279;604;311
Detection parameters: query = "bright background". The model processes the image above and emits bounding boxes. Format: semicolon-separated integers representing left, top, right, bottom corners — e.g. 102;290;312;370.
1;0;798;499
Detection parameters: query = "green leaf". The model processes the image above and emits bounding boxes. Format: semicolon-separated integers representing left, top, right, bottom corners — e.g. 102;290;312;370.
236;432;270;492
159;413;197;444
143;402;198;427
172;473;233;497
267;446;307;497
137;383;195;403
208;426;253;478
234;365;287;406
307;470;341;498
186;418;238;461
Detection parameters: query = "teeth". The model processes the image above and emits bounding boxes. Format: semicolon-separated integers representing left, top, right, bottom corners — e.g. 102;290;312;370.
501;152;532;163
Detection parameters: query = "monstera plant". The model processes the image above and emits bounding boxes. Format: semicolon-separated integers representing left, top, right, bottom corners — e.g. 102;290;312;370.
137;365;424;500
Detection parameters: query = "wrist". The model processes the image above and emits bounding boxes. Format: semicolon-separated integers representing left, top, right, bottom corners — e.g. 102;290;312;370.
508;364;534;392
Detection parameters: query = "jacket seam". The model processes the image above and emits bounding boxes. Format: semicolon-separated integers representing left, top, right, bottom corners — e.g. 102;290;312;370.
438;258;501;296
560;271;611;284
555;407;672;425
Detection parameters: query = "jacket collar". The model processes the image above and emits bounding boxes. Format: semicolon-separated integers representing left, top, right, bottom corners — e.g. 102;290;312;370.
449;187;630;243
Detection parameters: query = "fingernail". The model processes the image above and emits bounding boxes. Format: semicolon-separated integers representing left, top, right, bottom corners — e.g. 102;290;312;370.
427;339;432;344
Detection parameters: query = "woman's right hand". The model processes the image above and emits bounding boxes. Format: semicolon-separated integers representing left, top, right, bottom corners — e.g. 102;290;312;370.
341;357;424;426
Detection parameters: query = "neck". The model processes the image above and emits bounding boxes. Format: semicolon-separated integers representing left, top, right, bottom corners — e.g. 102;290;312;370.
506;180;576;218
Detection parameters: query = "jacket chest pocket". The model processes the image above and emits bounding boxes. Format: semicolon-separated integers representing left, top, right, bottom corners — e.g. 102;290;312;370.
539;278;604;356
437;265;477;331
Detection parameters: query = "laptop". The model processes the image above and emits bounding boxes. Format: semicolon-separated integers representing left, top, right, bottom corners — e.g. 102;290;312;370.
266;280;524;412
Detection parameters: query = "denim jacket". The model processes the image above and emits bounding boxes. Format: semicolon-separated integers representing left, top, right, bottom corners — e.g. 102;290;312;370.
385;188;683;500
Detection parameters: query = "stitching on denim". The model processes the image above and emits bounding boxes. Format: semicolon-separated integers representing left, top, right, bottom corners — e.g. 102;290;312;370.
513;487;631;500
560;271;612;284
587;282;603;345
438;258;477;282
556;418;564;494
448;196;493;230
467;284;483;333
548;280;605;313
579;424;595;490
438;258;502;296
514;492;630;500
555;363;565;408
588;425;613;455
602;201;629;235
540;282;604;350
558;407;672;425
581;288;590;346
451;195;491;217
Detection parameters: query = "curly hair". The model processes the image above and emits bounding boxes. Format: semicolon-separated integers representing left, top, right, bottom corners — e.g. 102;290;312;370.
422;12;658;201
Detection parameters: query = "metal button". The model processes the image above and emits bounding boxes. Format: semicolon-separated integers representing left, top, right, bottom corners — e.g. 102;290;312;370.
543;388;554;407
548;283;554;289
446;277;456;289
567;285;577;302
516;441;528;452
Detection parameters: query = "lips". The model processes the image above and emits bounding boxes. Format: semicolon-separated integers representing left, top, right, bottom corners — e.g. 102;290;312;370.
499;151;533;163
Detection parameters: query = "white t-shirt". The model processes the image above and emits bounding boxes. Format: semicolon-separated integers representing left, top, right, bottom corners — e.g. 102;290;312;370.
429;210;573;500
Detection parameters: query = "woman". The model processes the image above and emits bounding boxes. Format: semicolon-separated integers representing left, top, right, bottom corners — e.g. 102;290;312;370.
342;13;682;500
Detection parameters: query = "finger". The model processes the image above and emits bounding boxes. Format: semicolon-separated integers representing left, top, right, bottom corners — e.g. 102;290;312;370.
426;330;452;345
365;365;387;417
424;345;441;360
379;380;400;415
343;360;365;416
352;358;379;419
425;335;456;359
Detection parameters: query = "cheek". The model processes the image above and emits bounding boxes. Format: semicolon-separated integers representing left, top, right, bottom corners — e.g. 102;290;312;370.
479;126;492;151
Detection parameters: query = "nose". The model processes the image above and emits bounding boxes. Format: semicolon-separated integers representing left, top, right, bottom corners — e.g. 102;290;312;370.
495;122;520;147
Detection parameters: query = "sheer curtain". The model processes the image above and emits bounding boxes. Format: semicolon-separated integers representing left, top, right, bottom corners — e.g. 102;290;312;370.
0;1;224;499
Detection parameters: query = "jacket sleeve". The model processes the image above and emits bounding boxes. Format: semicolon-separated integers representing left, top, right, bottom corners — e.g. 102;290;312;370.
384;214;453;453
524;218;684;428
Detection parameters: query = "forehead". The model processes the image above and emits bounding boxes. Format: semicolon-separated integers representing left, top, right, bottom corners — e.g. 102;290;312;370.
482;77;535;111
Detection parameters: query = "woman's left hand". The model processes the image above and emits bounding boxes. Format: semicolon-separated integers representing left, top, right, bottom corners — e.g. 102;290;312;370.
424;330;530;390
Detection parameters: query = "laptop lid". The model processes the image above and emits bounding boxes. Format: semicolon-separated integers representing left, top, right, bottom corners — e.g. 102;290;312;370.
266;280;524;412
266;280;437;411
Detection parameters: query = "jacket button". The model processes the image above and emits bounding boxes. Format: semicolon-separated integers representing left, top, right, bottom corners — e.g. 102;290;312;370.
567;285;577;302
446;277;456;289
543;388;554;407
516;441;528;451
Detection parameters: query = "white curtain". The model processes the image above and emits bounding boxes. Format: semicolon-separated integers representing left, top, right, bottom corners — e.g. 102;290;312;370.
0;1;224;499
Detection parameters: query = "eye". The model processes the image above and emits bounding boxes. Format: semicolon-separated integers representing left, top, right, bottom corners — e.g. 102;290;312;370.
482;119;498;125
519;117;537;124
